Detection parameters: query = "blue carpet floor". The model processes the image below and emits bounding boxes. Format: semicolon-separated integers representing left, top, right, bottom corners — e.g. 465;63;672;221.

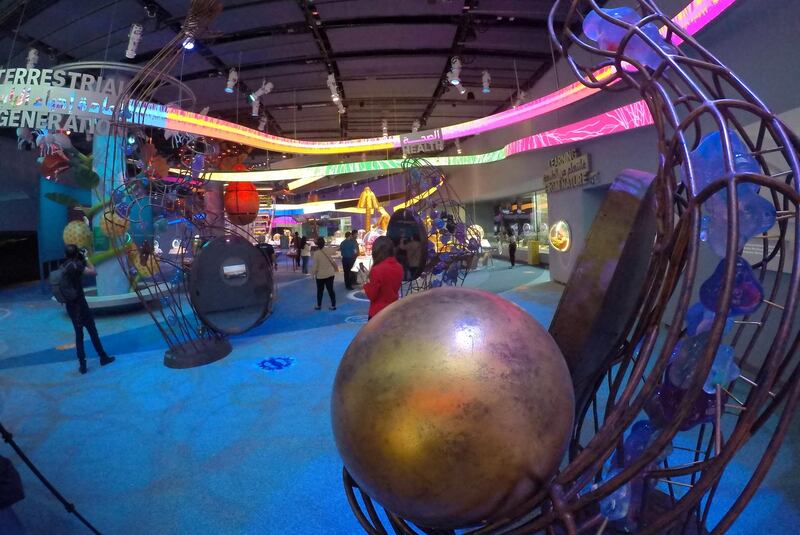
0;261;796;534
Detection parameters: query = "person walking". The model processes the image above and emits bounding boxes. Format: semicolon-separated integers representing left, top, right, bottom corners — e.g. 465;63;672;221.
60;244;115;374
362;236;403;320
508;233;517;268
311;237;338;310
339;231;358;290
290;232;301;270
300;235;311;274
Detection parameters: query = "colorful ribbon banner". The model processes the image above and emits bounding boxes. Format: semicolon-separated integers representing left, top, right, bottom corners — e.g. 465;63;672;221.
154;0;733;155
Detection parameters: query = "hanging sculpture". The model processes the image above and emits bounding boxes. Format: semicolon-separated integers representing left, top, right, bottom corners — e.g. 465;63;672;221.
389;157;478;294
337;1;799;533
357;186;380;230
97;0;274;368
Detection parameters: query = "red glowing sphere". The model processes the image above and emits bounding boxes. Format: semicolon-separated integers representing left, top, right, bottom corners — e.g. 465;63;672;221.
224;182;259;225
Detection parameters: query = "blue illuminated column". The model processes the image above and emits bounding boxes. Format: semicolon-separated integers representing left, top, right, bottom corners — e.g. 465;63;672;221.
91;130;131;296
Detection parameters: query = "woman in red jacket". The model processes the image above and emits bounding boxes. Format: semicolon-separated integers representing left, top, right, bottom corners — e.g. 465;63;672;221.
362;236;403;320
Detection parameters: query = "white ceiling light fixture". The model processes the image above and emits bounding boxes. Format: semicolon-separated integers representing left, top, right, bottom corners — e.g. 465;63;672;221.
337;101;346;114
447;57;462;85
125;23;144;59
514;90;527;108
446;57;467;95
327;73;341;103
251;98;261;117
225;68;238;94
412;120;420;132
25;48;38;69
381;118;388;137
249;79;274;102
182;36;195;50
482;70;491;94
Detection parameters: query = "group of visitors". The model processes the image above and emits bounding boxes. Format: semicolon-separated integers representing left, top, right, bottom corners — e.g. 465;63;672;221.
56;229;406;375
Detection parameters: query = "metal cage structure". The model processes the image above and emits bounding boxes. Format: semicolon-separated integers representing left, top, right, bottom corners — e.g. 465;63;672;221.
100;0;273;367
397;157;478;295
340;1;799;534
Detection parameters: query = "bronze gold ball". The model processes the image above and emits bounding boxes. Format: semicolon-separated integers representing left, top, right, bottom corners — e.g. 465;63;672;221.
331;287;575;529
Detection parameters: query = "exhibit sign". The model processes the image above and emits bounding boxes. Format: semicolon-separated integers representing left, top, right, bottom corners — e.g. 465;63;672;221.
0;67;165;135
543;149;596;193
401;128;444;158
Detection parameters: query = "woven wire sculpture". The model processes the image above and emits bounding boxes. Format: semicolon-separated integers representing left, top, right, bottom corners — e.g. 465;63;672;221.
341;1;799;534
100;0;272;365
399;157;478;295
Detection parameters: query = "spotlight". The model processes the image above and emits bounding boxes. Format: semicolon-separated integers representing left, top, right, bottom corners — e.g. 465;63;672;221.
182;37;195;50
412;120;420;132
456;83;466;95
447;57;462;85
482;70;491;93
514;90;527;108
251;98;260;117
258;116;267;131
225;68;238;93
327;73;341;103
25;48;38;69
127;135;136;145
249;79;274;102
125;23;144;59
381;118;388;137
199;106;210;115
455;138;462;155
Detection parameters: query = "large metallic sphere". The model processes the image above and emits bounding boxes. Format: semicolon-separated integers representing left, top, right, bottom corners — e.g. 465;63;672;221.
331;287;574;529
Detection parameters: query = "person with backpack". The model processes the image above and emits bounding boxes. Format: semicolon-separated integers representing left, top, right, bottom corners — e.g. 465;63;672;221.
58;244;115;374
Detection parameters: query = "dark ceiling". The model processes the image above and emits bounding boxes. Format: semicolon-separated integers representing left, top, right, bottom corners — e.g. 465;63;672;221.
0;0;569;142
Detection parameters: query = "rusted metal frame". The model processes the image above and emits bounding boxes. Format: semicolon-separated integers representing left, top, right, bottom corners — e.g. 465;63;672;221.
642;250;800;533
342;469;389;535
109;34;196;350
550;485;578;535
558;220;698;508
556;87;721;510
710;369;800;533
750;341;800;435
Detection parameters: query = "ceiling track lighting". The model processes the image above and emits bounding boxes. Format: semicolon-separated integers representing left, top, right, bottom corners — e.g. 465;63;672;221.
182;36;195;50
25;48;38;69
412;120;420;132
455;138;462;155
381;118;388;137
482;70;491;94
225;68;238;94
251;98;261;117
126;23;143;59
